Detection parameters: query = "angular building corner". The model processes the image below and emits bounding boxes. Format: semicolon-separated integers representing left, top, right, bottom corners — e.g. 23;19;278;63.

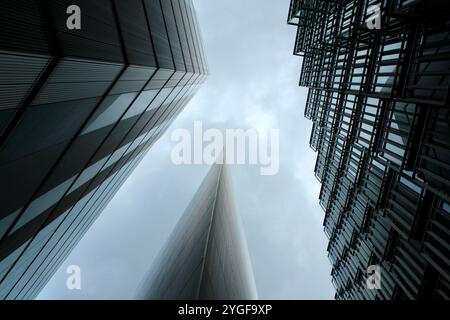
0;0;207;299
287;0;450;299
137;162;258;300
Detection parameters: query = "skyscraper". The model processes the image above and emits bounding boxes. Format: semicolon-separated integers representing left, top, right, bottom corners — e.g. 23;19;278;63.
0;0;207;299
288;0;449;299
138;162;257;300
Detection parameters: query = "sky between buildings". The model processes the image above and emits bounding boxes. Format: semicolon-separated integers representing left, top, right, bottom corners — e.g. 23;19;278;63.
38;0;335;300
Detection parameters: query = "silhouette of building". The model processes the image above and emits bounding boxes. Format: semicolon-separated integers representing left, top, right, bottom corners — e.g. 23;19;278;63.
288;0;450;299
138;163;257;300
0;0;207;299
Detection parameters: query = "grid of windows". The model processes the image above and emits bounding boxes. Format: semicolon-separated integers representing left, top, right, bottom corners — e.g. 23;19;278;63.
0;0;207;299
288;0;450;299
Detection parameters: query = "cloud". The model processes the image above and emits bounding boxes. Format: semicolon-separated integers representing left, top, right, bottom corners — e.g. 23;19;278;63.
38;0;335;300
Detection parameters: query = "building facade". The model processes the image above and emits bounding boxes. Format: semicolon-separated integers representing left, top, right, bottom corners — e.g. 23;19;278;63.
138;163;257;300
0;0;207;299
288;0;449;299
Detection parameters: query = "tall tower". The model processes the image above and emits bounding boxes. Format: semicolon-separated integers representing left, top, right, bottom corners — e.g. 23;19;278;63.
288;0;450;299
138;163;257;300
0;0;207;299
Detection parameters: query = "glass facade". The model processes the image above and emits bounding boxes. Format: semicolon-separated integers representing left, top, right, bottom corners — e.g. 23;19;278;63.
138;163;258;300
288;0;450;299
0;0;207;299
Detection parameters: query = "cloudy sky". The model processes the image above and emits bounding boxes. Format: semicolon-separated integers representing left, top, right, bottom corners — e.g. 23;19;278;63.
38;0;335;300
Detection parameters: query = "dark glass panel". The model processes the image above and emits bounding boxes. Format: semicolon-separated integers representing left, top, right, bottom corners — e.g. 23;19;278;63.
143;0;175;70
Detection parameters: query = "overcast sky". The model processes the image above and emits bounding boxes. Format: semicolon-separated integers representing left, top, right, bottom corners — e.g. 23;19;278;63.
38;0;335;300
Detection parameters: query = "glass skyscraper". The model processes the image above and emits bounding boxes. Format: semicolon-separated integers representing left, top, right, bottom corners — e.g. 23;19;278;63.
0;0;207;299
138;163;257;300
288;0;449;299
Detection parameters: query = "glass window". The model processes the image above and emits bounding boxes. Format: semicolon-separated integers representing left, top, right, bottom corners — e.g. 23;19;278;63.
143;0;175;70
113;0;157;67
9;176;76;234
82;93;138;135
0;109;14;134
0;98;99;220
122;90;159;120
